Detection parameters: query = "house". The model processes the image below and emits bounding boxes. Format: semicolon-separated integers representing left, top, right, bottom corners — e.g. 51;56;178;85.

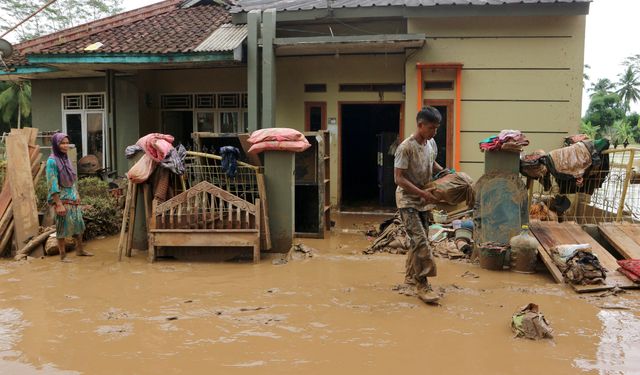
1;0;590;210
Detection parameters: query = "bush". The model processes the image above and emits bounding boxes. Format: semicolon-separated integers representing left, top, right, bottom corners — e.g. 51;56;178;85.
78;177;110;198
82;195;122;240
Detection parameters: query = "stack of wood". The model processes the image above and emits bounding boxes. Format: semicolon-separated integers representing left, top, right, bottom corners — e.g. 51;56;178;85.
0;128;49;260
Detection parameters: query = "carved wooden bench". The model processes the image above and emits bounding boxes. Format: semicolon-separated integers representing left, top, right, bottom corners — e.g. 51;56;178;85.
148;181;261;263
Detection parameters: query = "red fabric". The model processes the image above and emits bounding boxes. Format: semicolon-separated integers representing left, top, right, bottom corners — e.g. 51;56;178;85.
618;267;640;283
248;128;305;144
617;259;640;278
248;140;311;154
136;133;174;162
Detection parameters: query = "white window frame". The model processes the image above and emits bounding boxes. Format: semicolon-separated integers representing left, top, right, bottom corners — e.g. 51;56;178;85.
61;92;107;168
160;92;248;135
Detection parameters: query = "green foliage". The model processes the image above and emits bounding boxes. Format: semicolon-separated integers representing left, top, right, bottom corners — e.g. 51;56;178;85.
612;119;637;146
583;92;626;129
0;81;31;129
616;66;640;111
78;177;110;198
579;121;600;139
600;126;620;147
82;195;122;240
589;78;615;98
35;177;49;212
0;0;124;42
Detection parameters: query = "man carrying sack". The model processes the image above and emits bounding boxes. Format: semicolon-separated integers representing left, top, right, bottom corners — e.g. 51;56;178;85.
394;106;444;304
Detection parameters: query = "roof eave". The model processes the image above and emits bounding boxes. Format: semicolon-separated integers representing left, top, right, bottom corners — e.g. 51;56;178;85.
27;52;237;65
231;2;590;24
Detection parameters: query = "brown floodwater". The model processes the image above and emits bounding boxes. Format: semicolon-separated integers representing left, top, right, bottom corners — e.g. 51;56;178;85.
0;213;638;375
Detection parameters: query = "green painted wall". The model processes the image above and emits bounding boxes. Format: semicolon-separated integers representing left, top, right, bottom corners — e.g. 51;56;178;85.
31;77;140;174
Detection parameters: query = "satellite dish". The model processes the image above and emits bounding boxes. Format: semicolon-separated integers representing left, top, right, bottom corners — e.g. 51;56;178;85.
0;39;13;59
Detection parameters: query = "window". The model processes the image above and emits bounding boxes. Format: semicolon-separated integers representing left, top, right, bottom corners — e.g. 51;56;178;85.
424;81;454;90
161;92;248;141
62;93;106;168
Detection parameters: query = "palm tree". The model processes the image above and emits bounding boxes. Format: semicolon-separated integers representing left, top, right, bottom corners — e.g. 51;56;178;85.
579;120;600;139
616;67;640;112
0;80;31;129
601;126;620;148
589;78;615;98
612;119;637;148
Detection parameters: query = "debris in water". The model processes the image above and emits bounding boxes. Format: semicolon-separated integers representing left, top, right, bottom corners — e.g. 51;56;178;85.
511;303;553;340
461;271;479;278
166;316;178;321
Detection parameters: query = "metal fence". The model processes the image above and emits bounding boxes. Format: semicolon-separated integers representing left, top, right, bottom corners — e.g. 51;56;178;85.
529;147;639;224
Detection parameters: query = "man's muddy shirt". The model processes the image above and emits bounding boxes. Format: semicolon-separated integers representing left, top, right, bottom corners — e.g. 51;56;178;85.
394;136;437;211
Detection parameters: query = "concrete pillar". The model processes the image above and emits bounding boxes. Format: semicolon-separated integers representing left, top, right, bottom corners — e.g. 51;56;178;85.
484;150;520;174
105;70;117;171
261;8;276;129
264;151;295;253
247;10;261;132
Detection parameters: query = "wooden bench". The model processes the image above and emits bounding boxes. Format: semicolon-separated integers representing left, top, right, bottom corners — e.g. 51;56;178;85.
148;181;261;263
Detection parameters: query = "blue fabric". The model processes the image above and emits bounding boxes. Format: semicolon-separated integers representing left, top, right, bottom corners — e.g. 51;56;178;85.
46;158;85;238
220;146;240;178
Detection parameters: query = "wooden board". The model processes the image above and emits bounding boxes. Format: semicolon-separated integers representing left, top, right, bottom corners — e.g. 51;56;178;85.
256;173;272;251
530;221;638;292
598;222;640;260
6;134;40;252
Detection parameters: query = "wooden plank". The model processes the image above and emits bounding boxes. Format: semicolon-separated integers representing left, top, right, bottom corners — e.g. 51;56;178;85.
530;221;638;292
151;231;257;247
237;133;262;167
117;180;134;261
528;221;565;284
256;173;272;250
598;223;640;260
125;183;138;257
151;229;259;233
6;134;40;253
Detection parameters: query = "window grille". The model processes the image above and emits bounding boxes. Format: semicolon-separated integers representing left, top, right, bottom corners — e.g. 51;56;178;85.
161;94;193;109
195;94;215;109
63;95;82;110
218;93;239;108
85;94;105;109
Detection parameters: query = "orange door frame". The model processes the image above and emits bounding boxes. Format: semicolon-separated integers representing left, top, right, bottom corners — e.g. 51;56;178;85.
416;63;463;170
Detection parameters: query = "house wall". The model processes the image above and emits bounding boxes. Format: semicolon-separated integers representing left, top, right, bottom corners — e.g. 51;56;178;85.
31;77;140;173
406;15;587;179
275;54;406;206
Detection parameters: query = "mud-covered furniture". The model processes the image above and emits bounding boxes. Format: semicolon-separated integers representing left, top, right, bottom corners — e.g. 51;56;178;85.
295;131;330;238
147;181;261;263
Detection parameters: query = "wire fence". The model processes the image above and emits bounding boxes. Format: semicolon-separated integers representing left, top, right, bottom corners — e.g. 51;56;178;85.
529;147;639;224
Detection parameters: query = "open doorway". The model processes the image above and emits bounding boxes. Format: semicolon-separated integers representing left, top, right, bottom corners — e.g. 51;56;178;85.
340;103;401;210
424;100;453;168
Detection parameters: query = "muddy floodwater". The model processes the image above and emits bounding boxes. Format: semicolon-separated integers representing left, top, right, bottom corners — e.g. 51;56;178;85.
0;213;639;374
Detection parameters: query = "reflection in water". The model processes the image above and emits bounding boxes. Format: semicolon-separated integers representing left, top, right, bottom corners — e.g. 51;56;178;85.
575;310;640;374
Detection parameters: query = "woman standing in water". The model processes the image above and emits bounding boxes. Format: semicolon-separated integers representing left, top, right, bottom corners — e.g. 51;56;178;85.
46;133;93;261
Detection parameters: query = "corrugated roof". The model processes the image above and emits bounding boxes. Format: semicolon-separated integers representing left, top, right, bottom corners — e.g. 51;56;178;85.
231;0;591;13
195;24;247;52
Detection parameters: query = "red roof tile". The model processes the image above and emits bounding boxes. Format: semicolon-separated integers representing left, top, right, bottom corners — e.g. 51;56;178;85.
3;0;230;67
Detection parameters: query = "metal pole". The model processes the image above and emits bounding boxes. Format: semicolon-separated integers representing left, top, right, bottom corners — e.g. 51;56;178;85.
0;0;58;39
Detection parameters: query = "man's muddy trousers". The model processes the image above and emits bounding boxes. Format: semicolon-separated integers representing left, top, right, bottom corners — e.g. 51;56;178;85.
399;208;437;286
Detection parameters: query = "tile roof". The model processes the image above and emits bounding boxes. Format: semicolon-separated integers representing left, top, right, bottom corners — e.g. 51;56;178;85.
2;0;231;67
231;0;591;13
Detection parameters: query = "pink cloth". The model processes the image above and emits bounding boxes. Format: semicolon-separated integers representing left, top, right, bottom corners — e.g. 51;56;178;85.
136;133;175;162
248;140;311;154
248;128;305;144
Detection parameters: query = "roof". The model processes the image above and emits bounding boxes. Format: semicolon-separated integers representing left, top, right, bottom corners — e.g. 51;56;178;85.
3;0;232;68
231;0;592;13
195;24;248;52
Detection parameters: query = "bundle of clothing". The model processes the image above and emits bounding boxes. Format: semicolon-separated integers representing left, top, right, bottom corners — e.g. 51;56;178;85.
551;245;607;285
511;303;554;340
125;133;186;184
617;259;640;283
520;136;610;195
479;129;530;153
364;214;411;255
247;128;311;154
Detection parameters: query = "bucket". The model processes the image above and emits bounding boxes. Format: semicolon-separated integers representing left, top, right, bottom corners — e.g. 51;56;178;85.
454;228;473;241
511;248;538;274
479;246;506;271
432;211;448;224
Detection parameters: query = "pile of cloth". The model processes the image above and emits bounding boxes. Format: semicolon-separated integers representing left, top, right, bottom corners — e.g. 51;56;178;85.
551;244;607;285
364;214;411;255
617;259;640;283
479;130;530;153
511;303;554;340
125;133;187;196
248;128;311;154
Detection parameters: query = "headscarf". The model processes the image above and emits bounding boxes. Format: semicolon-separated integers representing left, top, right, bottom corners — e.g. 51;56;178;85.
50;133;77;187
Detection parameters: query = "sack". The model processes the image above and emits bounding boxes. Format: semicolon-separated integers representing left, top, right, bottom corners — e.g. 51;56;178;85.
248;140;311;154
511;303;553;340
248;128;305;144
427;172;474;206
126;154;157;183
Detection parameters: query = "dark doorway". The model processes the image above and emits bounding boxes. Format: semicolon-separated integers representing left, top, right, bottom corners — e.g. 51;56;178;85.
431;105;448;168
162;111;193;147
341;104;401;210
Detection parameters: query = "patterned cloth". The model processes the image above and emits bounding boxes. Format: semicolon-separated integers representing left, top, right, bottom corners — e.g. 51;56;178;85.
400;208;437;286
394;136;437;211
46;158;85;238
